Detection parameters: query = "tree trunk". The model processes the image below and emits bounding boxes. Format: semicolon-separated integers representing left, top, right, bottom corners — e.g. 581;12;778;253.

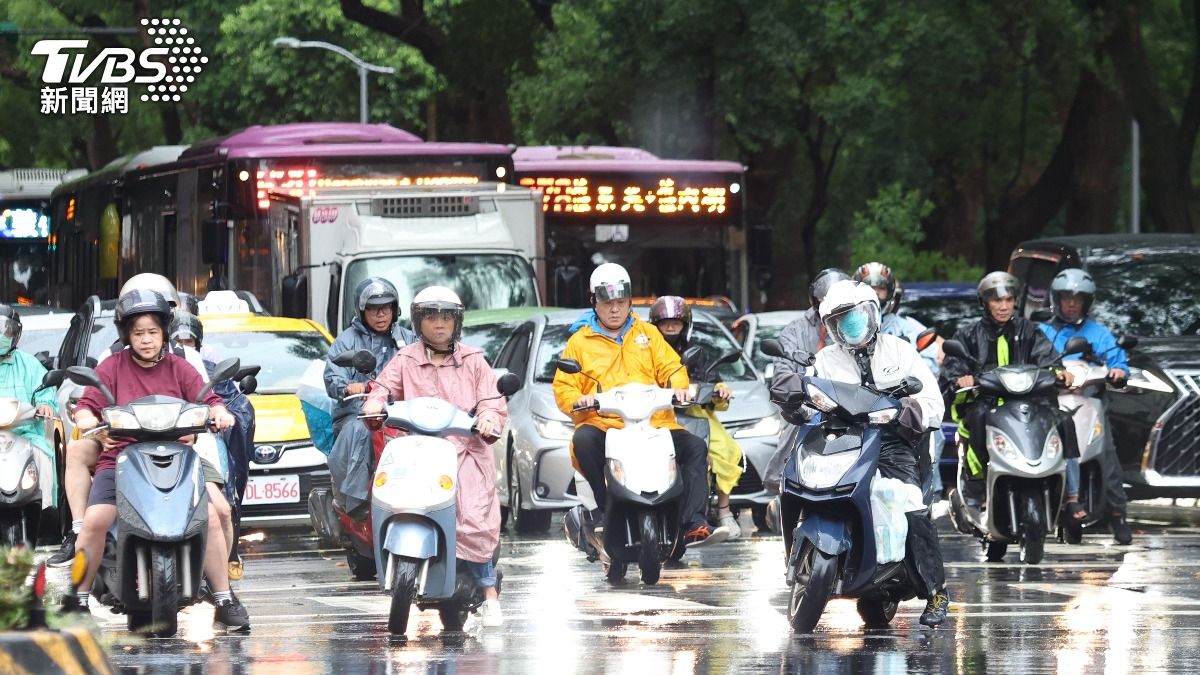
87;115;119;169
1065;70;1122;235
927;158;985;264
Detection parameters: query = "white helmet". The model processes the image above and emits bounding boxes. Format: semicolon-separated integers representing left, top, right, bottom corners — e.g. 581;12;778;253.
819;280;881;349
120;273;181;309
411;286;465;347
589;263;632;302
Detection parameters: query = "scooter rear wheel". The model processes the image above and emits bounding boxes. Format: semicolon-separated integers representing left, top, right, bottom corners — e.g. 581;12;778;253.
856;596;899;629
346;549;377;581
388;558;420;635
638;511;662;585
439;606;470;632
787;542;837;633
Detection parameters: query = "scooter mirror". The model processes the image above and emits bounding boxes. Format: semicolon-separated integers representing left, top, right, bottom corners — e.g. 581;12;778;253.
1062;336;1090;358
331;349;371;371
497;372;523;397
65;366;115;405
681;346;704;369
941;339;972;363
715;348;743;366
914;327;938;353
34;350;54;370
1117;335;1139;351
210;357;242;384
351;351;378;375
235;365;262;381
759;339;785;358
900;375;924;396
39;369;66;391
556;358;582;375
239;375;258;396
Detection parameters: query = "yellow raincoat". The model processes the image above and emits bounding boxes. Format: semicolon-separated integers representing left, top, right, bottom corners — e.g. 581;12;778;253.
683;387;744;495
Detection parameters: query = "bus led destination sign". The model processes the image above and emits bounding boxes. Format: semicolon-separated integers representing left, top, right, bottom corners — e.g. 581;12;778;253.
518;174;740;221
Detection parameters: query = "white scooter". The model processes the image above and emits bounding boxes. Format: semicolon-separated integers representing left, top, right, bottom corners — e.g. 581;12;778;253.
0;371;59;548
335;350;523;636
556;358;686;585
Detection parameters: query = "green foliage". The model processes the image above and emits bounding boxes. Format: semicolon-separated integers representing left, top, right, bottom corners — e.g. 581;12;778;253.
849;183;982;282
0;547;34;630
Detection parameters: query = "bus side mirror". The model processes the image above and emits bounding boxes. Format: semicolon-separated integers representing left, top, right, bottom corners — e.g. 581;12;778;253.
282;273;308;319
201;219;228;265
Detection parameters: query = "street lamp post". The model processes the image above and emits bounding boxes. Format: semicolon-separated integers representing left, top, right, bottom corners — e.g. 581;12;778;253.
272;37;395;124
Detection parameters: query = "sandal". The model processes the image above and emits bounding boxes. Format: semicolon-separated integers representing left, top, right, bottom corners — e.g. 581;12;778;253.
1065;501;1088;521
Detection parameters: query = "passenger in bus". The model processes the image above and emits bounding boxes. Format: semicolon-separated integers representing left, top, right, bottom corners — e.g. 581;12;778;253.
362;286;507;627
324;278;416;515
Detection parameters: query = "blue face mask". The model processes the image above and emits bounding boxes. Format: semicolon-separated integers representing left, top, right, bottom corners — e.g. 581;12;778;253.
0;336;12;353
839;309;868;342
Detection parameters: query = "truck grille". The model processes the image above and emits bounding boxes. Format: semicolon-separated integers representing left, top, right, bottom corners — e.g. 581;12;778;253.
373;195;479;218
1153;372;1200;477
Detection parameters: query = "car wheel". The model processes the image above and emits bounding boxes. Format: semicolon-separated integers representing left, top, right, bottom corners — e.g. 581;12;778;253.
509;450;551;534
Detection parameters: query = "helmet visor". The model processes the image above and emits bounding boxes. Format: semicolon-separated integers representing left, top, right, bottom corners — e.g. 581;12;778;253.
0;316;18;340
823;302;880;348
171;325;201;343
980;284;1018;302
593;280;632;302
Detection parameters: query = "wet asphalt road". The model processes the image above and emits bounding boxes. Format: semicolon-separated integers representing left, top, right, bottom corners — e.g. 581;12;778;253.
46;506;1200;674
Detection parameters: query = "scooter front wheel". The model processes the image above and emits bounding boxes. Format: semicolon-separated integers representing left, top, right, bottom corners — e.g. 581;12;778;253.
1019;491;1047;565
147;544;180;638
856;596;898;629
639;510;662;585
788;542;837;633
388;558;420;635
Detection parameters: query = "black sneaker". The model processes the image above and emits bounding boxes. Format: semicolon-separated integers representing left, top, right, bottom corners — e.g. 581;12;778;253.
214;597;251;632
48;531;77;567
919;590;950;627
1110;512;1133;545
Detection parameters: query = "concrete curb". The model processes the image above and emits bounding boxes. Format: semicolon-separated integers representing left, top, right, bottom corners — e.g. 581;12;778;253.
0;626;113;675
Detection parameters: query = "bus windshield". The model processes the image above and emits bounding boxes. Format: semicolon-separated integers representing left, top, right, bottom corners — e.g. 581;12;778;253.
0;199;52;303
342;254;539;331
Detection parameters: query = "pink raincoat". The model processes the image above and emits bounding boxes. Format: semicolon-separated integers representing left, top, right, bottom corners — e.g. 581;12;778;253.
367;342;506;563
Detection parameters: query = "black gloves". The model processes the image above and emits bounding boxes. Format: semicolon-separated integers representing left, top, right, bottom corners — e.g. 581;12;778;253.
895;397;926;445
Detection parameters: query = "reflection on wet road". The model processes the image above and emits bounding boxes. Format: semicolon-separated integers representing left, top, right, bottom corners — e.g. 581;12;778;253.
74;512;1200;674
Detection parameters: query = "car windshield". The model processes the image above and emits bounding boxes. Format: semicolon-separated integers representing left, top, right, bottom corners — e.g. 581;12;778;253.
462;321;521;365
749;322;787;373
342;254;538;332
203;331;330;393
533;319;758;383
1084;251;1200;336
899;294;978;339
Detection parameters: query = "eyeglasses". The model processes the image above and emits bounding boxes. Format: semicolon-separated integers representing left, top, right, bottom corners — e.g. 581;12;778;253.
364;305;393;315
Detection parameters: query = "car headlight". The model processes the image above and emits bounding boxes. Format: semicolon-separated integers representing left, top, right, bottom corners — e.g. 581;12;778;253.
20;459;37;491
986;426;1021;463
996;369;1037;395
104;409;141;431
0;400;20;427
1043;429;1062;462
796;448;858;490
607;458;626;485
533;413;574;441
1126;367;1174;393
1088;419;1104;446
176;406;209;428
131;403;183;431
805;382;837;413
733;414;782;438
867;408;899;425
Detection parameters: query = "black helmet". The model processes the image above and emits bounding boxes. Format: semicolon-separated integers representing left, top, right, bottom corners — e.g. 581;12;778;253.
177;292;200;316
0;304;22;356
649;296;692;352
809;268;850;309
169;311;204;349
115;289;173;346
354;277;400;330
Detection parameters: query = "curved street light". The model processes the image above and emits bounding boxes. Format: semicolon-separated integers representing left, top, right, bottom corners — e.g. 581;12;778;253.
273;37;395;124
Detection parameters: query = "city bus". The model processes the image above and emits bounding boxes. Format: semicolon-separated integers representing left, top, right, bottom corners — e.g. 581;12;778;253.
49;123;515;313
0;168;84;304
513;146;747;309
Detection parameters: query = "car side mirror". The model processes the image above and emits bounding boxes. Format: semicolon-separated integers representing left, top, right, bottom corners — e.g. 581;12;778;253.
555;358;582;375
1062;336;1090;358
497;372;522;397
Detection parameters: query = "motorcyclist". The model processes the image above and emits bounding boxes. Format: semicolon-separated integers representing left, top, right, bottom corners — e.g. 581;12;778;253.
853;262;946;496
362;286;507;627
1038;268;1133;544
650;296;744;540
70;290;250;631
772;280;951;626
942;271;1071;506
553;263;727;552
0;304;58;517
324;277;417;516
169;311;258;573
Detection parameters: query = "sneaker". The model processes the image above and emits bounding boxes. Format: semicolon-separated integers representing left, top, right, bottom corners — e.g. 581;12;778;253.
48;531;77;567
214;597;251;632
919;590;950;627
479;598;503;627
683;524;729;550
1110;512;1133;545
718;515;741;541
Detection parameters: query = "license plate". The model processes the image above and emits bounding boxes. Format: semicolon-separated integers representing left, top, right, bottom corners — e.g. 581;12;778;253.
244;474;301;505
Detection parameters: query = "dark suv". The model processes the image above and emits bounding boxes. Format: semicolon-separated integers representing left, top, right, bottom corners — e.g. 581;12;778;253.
1009;234;1200;498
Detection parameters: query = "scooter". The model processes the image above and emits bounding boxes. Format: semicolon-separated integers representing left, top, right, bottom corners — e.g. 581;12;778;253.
63;358;241;637
332;350;522;635
944;339;1075;564
0;371;60;548
760;338;928;633
555;358;687;585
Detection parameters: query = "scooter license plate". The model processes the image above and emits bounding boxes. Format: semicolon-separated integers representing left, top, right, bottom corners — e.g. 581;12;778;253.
244;475;301;505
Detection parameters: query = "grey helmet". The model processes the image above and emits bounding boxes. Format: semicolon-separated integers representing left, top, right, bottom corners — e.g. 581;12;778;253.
976;271;1020;310
169;311;205;349
354;277;400;329
120;273;181;310
1050;268;1095;325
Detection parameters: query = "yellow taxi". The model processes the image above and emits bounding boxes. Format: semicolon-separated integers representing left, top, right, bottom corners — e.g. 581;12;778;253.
198;311;333;528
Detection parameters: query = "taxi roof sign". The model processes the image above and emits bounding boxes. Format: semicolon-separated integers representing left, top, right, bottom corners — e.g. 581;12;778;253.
199;290;252;315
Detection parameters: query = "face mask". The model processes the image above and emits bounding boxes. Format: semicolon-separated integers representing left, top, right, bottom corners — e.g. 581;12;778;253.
0;336;12;353
839;309;869;343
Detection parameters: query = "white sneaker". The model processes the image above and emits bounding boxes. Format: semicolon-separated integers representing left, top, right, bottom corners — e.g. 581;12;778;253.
718;515;742;541
480;598;504;627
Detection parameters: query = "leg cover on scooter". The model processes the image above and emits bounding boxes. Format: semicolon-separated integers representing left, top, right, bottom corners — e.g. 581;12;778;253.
904;512;947;599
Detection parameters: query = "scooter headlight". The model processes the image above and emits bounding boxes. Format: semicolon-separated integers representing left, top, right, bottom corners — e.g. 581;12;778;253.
805;383;837;413
996;369;1037;395
607;458;626;485
103;409;141;431
438;474;454;491
1043;429;1063;462
176;406;210;429
0;400;20;426
20;459;37;491
130;403;183;431
733;414;782;438
985;426;1021;463
796;449;858;490
532;413;574;441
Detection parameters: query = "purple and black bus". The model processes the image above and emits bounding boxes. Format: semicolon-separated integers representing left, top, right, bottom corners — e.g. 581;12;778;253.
513;146;747;308
50;123;513;311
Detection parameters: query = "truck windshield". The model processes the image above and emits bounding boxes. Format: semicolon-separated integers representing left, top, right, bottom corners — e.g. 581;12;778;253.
343;254;538;331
